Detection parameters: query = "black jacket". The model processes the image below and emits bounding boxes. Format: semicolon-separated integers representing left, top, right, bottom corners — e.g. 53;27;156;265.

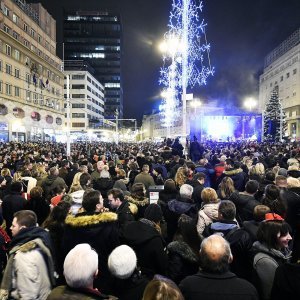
179;271;259;300
218;168;248;192
167;241;199;284
122;220;168;279
62;212;120;293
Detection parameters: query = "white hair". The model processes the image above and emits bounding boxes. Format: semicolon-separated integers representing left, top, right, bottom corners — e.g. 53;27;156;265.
179;184;193;198
64;244;98;288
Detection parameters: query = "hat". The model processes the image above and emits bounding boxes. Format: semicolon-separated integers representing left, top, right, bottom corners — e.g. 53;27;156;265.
108;245;137;279
265;213;284;221
278;168;288;177
144;204;163;223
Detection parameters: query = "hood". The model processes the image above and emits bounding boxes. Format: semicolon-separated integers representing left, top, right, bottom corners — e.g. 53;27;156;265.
65;212;118;227
210;222;237;231
201;202;220;220
167;241;199;264
70;190;84;204
224;168;243;176
123;220;161;246
125;195;149;207
252;241;291;260
168;199;196;214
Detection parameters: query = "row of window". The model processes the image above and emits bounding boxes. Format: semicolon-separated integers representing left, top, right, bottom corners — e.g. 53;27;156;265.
2;3;54;52
267;68;298;87
0;40;62;85
0;59;62;96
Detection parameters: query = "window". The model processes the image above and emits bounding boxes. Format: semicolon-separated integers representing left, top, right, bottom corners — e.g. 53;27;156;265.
14;86;20;97
30;29;35;38
23;23;28;32
6;64;11;75
293;69;297;75
0;81;2;93
72;74;85;80
0;60;2;71
286;72;290;78
24;39;29;47
280;76;283;82
31;45;36;52
72;123;85;127
72;104;85;108
26;73;30;84
72;84;85;89
12;14;19;24
12;31;19;40
38;35;41;43
26;90;31;102
72;113;85;118
3;6;9;16
14;50;20;60
25;57;30;66
3;24;10;34
5;44;11;56
15;68;20;78
5;84;12;95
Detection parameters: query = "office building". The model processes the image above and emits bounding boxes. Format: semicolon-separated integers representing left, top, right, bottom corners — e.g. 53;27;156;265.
63;10;123;119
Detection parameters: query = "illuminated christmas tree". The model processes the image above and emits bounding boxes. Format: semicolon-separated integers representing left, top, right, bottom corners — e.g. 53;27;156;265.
159;0;214;133
263;85;287;142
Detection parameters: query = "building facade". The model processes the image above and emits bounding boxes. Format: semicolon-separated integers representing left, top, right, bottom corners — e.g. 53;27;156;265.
63;10;123;119
64;63;105;132
259;28;300;139
0;0;64;141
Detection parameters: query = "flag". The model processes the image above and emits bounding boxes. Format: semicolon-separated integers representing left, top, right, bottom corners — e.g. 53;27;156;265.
40;79;45;89
33;74;37;86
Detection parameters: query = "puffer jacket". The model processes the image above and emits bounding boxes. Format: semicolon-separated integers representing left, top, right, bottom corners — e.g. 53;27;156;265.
197;202;220;235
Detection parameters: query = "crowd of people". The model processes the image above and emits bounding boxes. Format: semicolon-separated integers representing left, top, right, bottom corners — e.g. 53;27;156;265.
0;138;299;299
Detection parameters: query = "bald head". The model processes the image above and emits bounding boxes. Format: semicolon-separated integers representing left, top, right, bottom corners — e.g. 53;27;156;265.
200;235;232;274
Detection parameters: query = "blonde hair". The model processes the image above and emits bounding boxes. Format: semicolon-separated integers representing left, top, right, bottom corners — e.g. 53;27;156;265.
249;163;265;176
201;188;219;204
1;168;11;177
218;177;235;199
287;177;300;188
13;171;22;182
174;167;187;188
288;164;299;171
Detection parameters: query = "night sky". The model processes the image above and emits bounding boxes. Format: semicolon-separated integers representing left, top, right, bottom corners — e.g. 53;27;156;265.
31;0;300;122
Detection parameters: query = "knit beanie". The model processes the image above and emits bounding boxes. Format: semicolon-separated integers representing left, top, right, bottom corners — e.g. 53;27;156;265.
108;245;137;279
144;203;163;223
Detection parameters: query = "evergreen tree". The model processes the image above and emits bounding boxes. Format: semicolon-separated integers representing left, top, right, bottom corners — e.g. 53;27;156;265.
263;85;287;142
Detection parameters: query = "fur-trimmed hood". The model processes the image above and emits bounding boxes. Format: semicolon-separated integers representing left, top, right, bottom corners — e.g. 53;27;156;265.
125;195;149;207
167;241;199;264
65;212;118;227
223;168;244;176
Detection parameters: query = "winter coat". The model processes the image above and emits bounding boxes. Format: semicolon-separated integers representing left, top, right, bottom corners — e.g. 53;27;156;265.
47;285;117;300
219;168;248;192
179;270;259;300
191;181;204;209
206;221;253;280
167;241;199;284
108;271;149;300
195;165;215;188
21;176;37;194
243;220;261;243
125;195;149;220
1;227;55;300
69;190;85;215
122;219;168;279
197;202;220;235
133;172;155;191
62;212;120;293
26;196;50;226
271;262;300;300
230;192;260;225
252;241;291;300
165;197;198;242
41;175;67;201
115;200;135;229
